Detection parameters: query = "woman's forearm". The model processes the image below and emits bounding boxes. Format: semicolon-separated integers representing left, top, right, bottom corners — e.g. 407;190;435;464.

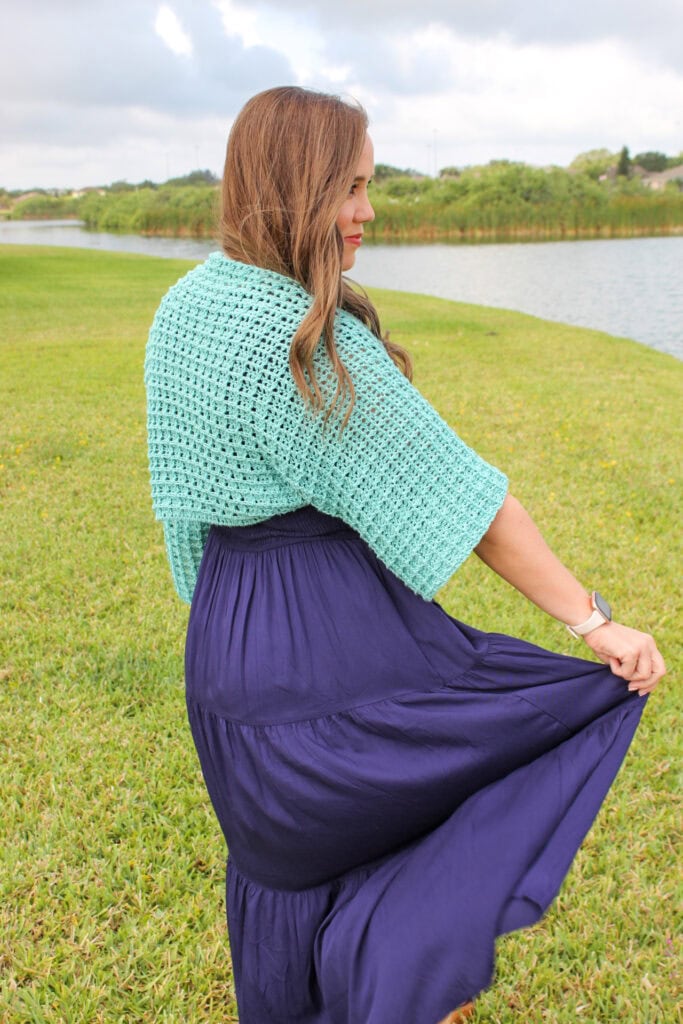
474;493;593;627
475;494;665;691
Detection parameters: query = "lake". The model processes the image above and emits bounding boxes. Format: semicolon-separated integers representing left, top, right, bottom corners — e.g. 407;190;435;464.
1;219;681;360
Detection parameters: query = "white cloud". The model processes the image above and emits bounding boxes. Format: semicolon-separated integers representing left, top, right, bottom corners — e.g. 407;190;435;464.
350;31;683;171
1;0;682;189
213;0;351;88
154;5;193;57
1;109;231;191
214;0;263;49
242;0;683;75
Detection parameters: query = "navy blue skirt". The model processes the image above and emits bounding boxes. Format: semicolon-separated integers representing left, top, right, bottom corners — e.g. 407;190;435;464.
185;507;645;1024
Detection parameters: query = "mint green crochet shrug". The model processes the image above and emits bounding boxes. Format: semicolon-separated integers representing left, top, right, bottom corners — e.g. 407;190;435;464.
145;253;508;603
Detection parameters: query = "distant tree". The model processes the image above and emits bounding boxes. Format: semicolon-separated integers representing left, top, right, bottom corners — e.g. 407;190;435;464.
439;166;461;178
109;180;135;192
373;163;414;182
165;169;219;187
616;146;631;177
381;176;429;198
568;148;615;180
633;151;668;172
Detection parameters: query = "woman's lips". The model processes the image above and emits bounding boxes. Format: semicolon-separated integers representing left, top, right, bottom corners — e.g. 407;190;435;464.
345;235;363;247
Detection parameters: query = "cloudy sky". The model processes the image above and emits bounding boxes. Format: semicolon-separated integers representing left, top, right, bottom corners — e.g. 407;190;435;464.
2;0;683;190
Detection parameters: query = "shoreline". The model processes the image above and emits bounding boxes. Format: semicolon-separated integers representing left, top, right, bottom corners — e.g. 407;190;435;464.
3;213;683;245
2;236;681;361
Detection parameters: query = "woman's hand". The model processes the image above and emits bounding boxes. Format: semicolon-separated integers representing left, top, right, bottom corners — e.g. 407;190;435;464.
582;622;666;696
475;494;667;698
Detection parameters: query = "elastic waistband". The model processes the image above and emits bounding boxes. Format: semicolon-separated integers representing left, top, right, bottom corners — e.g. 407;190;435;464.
211;506;357;551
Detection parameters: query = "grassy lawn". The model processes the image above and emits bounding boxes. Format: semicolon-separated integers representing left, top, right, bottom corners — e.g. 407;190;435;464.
1;245;680;1023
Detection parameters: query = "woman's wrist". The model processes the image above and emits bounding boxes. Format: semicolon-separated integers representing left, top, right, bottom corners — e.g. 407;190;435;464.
564;592;612;639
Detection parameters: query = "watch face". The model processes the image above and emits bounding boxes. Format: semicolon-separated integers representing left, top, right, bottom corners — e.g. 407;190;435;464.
594;592;612;620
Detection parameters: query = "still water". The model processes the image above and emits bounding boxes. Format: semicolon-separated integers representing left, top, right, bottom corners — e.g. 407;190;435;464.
2;219;681;360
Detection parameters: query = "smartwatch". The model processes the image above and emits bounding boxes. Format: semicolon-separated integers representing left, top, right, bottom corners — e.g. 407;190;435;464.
567;591;612;639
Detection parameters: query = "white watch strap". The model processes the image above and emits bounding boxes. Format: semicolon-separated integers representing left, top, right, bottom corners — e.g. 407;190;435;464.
566;607;608;638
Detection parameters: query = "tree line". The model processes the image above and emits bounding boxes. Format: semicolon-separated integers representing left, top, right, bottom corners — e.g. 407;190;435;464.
3;149;682;242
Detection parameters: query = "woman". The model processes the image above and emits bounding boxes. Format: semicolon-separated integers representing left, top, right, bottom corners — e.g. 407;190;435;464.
145;87;665;1024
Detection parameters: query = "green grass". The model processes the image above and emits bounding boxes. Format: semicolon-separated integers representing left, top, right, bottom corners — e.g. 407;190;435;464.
1;245;680;1023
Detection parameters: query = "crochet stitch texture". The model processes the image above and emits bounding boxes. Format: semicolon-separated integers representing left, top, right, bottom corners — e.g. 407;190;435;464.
145;253;508;603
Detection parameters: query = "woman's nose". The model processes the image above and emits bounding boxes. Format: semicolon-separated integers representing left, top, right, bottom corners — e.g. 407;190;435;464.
357;196;375;223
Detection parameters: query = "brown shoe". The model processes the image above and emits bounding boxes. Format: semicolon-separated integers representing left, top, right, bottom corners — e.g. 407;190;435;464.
437;1002;475;1024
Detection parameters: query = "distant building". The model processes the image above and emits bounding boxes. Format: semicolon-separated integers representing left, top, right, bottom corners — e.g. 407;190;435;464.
642;165;683;190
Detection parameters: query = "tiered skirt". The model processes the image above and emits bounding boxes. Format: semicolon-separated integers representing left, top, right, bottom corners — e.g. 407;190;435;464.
185;508;645;1024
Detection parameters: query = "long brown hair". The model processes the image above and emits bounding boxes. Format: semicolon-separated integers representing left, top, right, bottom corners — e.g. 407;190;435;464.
220;86;412;423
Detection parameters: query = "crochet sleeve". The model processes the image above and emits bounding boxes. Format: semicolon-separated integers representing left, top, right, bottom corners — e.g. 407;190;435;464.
247;314;508;599
162;520;211;605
